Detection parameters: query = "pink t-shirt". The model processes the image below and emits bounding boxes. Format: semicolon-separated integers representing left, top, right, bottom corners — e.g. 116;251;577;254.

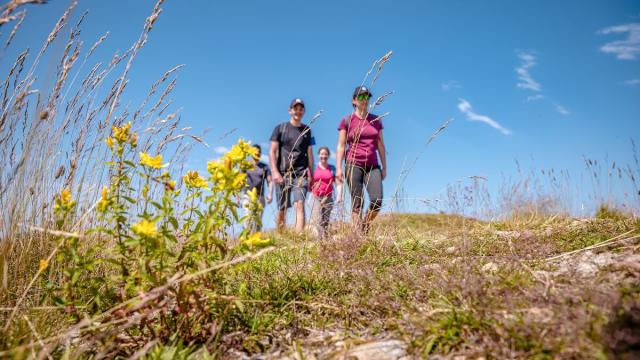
312;164;334;197
338;113;383;167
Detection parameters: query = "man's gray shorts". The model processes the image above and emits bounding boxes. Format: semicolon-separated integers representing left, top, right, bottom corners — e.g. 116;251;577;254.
275;175;308;211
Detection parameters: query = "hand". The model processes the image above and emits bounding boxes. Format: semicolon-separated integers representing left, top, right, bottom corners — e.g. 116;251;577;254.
336;168;343;183
273;171;284;185
266;195;272;204
381;167;386;181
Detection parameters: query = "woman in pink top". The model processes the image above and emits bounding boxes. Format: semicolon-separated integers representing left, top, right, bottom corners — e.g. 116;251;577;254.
310;147;342;239
336;86;387;235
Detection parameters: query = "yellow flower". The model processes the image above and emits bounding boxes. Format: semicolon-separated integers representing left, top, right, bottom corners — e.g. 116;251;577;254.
242;232;272;248
105;136;114;149
131;219;158;238
139;152;167;169
97;186;110;213
38;259;48;272
183;170;209;189
226;145;246;163
54;188;76;213
165;179;177;192
232;172;247;190
244;142;259;160
112;122;132;143
247;187;259;204
60;188;72;204
206;160;222;175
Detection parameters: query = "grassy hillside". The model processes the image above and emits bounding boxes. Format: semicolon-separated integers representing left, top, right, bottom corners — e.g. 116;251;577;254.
196;213;640;358
4;212;637;359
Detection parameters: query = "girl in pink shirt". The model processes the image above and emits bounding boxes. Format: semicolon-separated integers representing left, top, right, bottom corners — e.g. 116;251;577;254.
310;147;342;239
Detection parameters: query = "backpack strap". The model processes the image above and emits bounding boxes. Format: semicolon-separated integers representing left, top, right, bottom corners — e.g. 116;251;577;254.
277;122;288;172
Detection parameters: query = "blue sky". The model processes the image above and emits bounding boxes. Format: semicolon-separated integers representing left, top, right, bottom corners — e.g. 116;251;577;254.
4;0;640;222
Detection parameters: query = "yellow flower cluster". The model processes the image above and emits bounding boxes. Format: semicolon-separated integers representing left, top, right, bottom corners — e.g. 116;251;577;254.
54;188;76;213
97;186;111;213
183;170;209;189
241;232;272;248
206;140;257;192
131;219;159;238
246;187;262;213
106;122;137;153
227;140;258;166
139;152;168;169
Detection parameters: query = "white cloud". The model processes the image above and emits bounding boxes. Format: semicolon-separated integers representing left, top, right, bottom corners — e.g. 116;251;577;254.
555;105;570;116
598;23;640;60
441;80;462;91
516;51;542;92
624;78;640;86
213;146;230;154
260;154;269;163
526;94;545;102
457;99;511;135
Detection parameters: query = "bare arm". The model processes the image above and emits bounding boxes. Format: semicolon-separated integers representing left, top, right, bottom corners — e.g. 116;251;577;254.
335;180;344;203
336;129;347;183
377;130;387;180
266;172;273;203
269;140;283;184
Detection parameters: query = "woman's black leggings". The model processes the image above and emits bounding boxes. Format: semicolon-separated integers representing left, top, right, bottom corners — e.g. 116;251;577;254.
345;162;383;213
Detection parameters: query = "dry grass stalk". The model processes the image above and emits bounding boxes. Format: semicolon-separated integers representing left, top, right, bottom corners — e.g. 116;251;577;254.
3;8;23;48
0;0;44;26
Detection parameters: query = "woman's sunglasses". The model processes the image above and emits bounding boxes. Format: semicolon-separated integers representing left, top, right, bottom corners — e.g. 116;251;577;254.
356;93;371;101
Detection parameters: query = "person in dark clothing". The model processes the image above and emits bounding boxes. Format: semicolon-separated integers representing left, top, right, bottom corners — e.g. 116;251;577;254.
269;98;315;232
243;144;272;231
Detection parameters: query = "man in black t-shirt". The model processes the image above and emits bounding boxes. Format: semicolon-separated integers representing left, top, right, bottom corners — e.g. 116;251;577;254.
269;98;315;232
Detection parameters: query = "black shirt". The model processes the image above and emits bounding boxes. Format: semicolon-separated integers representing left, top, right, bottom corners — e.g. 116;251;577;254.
270;121;315;177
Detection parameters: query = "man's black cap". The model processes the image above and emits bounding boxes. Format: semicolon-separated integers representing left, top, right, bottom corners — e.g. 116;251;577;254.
289;98;305;108
353;86;372;98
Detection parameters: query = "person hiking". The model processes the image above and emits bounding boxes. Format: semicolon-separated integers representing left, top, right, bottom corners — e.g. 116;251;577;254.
243;144;272;232
269;98;315;232
309;146;342;239
336;86;387;235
